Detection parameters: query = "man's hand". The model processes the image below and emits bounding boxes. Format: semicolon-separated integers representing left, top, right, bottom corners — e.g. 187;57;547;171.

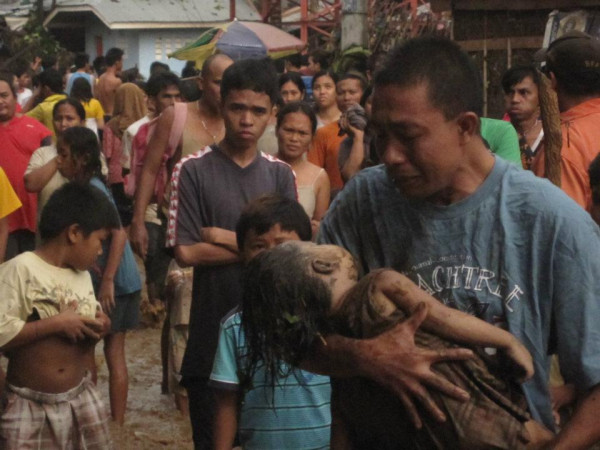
52;308;104;342
98;279;116;315
130;218;148;259
357;303;473;429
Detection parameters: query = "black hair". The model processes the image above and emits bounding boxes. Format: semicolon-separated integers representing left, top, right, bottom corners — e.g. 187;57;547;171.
41;55;57;70
285;54;303;70
309;49;332;71
182;60;199;78
74;53;89;70
60;126;103;183
360;85;373;107
93;56;106;75
150;61;170;77
221;58;279;105
375;36;483;119
39;182;120;241
11;60;30;78
39;69;63;94
145;71;181;97
312;69;338;87
70;77;93;103
236;194;312;250
338;71;368;92
240;242;333;390
276;101;317;135
105;48;124;67
53;97;86;122
278;71;306;94
0;72;17;97
501;65;540;94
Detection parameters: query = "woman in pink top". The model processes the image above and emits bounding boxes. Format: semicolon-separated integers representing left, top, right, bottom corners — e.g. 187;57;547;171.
103;83;147;225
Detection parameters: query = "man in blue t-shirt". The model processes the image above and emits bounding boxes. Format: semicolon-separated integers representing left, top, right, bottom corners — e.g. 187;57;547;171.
309;36;600;449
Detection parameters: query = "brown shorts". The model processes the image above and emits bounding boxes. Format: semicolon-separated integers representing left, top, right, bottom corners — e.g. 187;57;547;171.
0;373;112;449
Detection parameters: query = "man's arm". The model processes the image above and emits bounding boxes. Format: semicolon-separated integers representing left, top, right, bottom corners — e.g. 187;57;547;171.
340;130;366;182
302;304;473;429
131;107;176;258
174;243;239;268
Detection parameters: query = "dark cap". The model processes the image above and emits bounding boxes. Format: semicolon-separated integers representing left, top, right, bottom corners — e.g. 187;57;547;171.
535;31;600;78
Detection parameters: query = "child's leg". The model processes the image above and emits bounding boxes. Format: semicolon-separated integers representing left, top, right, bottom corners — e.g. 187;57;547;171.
104;331;128;425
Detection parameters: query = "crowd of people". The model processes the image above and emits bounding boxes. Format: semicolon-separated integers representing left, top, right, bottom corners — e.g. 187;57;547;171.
0;29;600;450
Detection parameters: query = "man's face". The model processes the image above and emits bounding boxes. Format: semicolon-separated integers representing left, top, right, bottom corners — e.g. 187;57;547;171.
0;81;17;123
222;89;272;148
242;223;301;261
200;56;233;109
336;78;363;112
372;82;465;203
504;76;539;122
153;84;181;114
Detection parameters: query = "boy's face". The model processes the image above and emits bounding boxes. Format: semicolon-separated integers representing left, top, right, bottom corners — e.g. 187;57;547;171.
242;223;301;261
69;228;108;270
56;140;79;180
222;89;272;149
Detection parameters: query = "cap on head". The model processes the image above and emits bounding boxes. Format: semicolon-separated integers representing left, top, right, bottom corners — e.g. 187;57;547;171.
536;31;600;79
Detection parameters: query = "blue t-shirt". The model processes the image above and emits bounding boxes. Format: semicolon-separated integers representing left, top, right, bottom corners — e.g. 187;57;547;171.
210;310;331;449
89;177;141;296
318;157;600;430
65;72;93;96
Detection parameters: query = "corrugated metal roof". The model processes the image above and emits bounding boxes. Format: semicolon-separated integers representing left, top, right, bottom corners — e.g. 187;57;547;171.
44;0;261;29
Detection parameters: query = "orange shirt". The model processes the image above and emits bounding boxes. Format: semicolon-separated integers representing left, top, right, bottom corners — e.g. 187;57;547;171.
532;98;600;212
308;121;345;191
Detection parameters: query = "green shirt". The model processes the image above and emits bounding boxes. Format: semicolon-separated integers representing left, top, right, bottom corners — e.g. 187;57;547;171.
480;117;522;167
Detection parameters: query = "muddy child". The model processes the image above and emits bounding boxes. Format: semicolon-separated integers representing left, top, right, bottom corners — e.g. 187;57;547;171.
0;182;116;448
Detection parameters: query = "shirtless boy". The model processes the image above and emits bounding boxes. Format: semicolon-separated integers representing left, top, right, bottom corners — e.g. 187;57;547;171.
96;48;124;120
0;182;116;449
130;53;233;259
240;242;554;449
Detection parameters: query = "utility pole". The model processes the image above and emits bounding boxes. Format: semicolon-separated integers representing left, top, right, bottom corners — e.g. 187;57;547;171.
341;0;367;50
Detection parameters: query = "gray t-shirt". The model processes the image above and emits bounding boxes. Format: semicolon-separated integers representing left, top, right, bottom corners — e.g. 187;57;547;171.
319;157;600;430
168;146;297;378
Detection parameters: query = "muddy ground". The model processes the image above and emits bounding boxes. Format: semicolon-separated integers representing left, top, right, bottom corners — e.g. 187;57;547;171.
95;324;194;449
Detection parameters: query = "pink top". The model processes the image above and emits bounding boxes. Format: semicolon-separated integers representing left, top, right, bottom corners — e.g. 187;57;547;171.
102;126;124;185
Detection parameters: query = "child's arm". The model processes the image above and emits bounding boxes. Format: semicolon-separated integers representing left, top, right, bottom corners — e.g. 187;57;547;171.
98;227;127;314
213;389;240;450
376;270;533;380
1;307;104;351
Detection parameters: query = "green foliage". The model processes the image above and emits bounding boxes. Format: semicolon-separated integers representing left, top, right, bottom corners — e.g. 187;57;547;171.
17;18;63;60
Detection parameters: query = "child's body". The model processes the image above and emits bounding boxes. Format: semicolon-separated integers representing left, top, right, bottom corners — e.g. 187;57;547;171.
210;194;331;450
0;182;118;448
240;241;554;450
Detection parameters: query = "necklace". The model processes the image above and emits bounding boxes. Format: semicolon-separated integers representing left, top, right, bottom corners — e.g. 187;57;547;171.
522;118;540;137
201;118;222;144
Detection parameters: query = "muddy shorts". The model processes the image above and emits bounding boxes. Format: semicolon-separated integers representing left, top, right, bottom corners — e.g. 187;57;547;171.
0;373;112;449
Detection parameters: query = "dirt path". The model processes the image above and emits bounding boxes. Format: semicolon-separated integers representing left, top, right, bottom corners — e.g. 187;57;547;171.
96;326;194;449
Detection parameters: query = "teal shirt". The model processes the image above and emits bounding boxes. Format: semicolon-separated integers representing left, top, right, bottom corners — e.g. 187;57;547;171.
210;310;331;449
480;117;522;167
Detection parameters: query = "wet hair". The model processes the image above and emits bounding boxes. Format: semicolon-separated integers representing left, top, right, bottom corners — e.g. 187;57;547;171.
60;126;103;183
236;194;312;250
39;68;63;94
150;61;170;76
312;70;338;87
145;71;181;97
0;72;17;97
338;71;368;92
221;58;279;105
309;50;332;71
53;97;86;122
276;101;317;135
375;36;483;118
105;48;124;67
39;182;120;241
501;65;540;94
74;53;89;70
240;242;333;389
278;71;306;95
70;77;93;102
